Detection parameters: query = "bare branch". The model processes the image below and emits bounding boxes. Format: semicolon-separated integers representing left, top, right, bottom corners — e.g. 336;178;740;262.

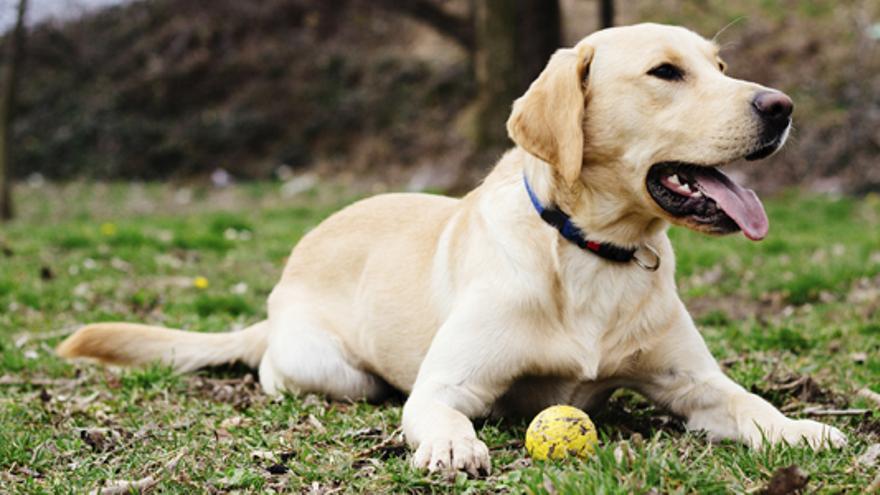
372;0;474;51
801;407;870;417
859;388;880;409
89;449;187;495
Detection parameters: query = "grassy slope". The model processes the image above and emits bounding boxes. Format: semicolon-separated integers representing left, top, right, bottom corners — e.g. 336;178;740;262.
1;182;878;493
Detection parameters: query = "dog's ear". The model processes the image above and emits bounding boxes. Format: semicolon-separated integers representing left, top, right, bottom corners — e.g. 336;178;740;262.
507;44;594;186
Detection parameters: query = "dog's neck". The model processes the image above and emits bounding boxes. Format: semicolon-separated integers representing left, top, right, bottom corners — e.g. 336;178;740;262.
518;150;666;248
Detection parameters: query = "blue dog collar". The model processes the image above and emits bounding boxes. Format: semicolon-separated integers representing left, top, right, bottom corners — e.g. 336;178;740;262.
522;173;638;264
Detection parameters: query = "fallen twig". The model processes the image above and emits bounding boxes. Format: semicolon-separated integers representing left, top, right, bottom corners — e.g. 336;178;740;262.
355;427;404;458
858;388;880;409
91;476;157;495
769;376;810;391
719;356;745;367
162;449;187;473
0;375;87;387
191;374;256;386
801;407;870;417
89;449;186;495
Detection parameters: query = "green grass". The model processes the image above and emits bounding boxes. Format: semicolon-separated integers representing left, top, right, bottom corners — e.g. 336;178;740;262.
1;182;878;493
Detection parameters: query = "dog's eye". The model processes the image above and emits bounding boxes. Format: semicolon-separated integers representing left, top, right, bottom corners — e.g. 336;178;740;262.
648;63;684;81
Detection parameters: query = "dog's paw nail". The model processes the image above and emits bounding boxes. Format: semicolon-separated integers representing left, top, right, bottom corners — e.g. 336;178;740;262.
414;437;491;475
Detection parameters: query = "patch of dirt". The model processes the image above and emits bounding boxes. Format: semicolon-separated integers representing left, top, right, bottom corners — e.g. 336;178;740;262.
752;366;848;410
592;394;686;441
760;465;809;495
265;463;289;475
856;418;880;439
686;291;794;324
187;373;263;410
688;273;880;322
79;427;122;452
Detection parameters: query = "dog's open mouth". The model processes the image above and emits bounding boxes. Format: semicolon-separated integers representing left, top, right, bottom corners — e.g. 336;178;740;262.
646;162;769;240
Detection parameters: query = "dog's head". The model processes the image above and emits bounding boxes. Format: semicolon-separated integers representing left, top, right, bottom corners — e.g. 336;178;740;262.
507;23;791;241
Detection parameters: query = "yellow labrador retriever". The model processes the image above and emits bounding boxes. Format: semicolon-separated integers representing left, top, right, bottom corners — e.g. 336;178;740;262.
58;23;845;474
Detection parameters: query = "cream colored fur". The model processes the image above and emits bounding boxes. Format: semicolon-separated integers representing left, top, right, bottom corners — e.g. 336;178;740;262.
58;23;845;475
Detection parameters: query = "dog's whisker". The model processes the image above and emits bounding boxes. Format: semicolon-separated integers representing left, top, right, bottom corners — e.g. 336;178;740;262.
712;16;747;44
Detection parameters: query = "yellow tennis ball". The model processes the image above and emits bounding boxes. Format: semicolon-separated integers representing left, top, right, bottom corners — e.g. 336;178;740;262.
525;405;598;461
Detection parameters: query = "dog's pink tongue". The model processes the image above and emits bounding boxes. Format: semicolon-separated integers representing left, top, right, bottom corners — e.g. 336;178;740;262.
694;168;769;240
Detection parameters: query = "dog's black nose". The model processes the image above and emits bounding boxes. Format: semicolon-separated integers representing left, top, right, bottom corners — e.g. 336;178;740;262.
752;91;793;121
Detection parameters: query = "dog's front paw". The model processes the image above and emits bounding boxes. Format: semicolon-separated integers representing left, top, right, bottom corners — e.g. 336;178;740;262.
412;436;491;476
749;419;846;450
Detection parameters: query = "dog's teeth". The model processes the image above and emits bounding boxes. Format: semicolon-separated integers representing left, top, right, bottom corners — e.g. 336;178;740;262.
681;183;692;193
668;174;681;185
691;191;703;198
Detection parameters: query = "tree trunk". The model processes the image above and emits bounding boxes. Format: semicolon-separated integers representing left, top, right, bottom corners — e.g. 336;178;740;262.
0;0;28;221
599;0;614;29
515;0;560;92
474;0;560;148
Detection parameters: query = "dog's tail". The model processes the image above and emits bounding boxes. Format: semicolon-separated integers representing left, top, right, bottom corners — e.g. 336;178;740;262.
56;320;269;373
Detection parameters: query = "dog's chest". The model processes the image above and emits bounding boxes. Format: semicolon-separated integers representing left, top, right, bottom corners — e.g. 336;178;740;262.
548;257;670;381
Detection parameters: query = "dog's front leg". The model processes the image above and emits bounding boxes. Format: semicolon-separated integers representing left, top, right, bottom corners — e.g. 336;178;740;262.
403;304;524;475
634;311;846;449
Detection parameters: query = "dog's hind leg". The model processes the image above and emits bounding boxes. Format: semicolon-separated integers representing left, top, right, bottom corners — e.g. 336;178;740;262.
258;294;389;401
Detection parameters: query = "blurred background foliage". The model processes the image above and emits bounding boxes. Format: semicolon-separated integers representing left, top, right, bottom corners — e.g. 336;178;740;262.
1;0;878;193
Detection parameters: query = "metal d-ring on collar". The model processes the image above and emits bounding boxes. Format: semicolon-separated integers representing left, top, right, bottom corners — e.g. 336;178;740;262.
523;173;661;272
633;243;661;272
